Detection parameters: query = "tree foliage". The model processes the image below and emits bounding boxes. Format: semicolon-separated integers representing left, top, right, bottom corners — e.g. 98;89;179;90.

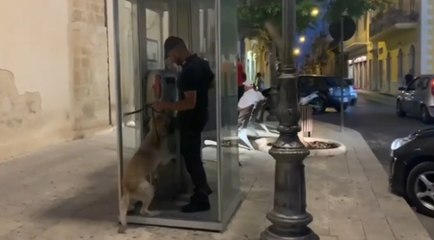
238;0;321;39
326;0;389;22
238;0;389;41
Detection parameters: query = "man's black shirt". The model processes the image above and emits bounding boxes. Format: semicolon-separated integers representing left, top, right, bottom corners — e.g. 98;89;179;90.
178;54;214;131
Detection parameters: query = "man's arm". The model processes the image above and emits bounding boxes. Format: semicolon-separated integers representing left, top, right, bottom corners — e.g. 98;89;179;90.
160;91;196;111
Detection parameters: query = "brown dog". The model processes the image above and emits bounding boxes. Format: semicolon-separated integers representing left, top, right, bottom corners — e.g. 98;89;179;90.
118;113;172;233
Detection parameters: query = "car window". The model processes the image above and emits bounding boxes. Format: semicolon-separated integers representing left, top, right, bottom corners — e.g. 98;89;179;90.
417;77;430;90
298;77;315;92
325;77;348;87
344;79;354;86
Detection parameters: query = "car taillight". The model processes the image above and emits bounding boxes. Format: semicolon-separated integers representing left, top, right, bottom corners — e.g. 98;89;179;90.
431;79;434;96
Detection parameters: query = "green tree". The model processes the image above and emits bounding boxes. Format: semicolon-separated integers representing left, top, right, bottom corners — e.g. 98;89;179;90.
238;0;389;42
326;0;389;23
238;0;321;42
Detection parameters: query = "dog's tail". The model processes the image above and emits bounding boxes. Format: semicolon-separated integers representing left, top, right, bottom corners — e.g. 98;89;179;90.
118;193;130;233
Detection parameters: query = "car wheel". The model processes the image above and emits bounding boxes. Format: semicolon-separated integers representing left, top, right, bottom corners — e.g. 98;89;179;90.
406;162;434;217
396;101;406;117
310;97;326;114
421;105;434;124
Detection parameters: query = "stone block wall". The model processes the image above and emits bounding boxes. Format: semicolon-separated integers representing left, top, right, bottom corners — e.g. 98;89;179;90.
0;0;112;160
69;0;110;136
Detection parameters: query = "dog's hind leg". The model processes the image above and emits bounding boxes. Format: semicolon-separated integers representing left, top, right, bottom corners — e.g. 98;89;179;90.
138;181;160;217
118;193;130;234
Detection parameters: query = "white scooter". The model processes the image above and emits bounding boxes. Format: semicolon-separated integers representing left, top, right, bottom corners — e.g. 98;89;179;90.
300;91;324;113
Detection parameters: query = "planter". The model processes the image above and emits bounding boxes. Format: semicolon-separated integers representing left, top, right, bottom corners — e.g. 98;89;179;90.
254;136;346;158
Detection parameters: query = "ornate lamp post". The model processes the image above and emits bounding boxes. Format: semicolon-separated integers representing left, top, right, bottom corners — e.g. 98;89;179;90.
260;0;318;239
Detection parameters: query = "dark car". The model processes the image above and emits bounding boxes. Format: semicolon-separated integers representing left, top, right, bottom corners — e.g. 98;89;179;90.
298;75;352;113
389;128;434;217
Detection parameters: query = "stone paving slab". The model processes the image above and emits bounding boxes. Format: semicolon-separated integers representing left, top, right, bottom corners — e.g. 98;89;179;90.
0;122;431;240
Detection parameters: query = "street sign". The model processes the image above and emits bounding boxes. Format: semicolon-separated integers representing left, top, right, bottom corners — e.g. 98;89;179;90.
329;16;356;41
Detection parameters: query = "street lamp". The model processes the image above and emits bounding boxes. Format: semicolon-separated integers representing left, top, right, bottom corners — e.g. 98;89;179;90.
299;36;306;43
260;0;318;239
310;7;320;17
293;47;301;56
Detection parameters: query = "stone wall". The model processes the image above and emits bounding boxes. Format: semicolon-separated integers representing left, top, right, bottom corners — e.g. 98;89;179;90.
0;0;111;160
69;0;110;136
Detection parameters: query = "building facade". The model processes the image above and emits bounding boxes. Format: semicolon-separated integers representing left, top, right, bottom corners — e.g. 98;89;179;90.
345;13;370;89
345;0;434;94
0;0;114;160
366;0;434;94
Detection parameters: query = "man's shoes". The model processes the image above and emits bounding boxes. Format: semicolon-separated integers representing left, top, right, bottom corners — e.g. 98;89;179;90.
194;187;213;195
181;192;211;213
181;201;210;213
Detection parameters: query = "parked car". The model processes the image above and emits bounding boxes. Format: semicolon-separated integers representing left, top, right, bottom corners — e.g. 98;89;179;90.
344;78;358;106
298;75;352;113
389;128;434;217
396;75;434;124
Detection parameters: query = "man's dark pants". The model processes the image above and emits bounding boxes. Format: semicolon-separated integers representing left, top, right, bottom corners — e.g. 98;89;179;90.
179;114;211;203
238;85;244;100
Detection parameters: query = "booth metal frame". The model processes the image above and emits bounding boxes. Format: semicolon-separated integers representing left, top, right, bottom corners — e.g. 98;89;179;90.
112;0;241;232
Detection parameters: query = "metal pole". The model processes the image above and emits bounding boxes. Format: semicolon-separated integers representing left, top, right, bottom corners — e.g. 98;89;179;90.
260;0;318;239
339;15;345;132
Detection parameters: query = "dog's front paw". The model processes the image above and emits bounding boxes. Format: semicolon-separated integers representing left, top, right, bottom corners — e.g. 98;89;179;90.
141;210;161;217
118;226;127;234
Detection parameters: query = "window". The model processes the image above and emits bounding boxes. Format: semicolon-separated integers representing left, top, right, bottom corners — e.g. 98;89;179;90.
298;76;315;93
410;0;416;12
408;45;416;74
324;77;348;88
363;14;367;30
398;49;403;80
418;77;430;90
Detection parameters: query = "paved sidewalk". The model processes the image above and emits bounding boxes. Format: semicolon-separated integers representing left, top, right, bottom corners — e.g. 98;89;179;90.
0;122;431;240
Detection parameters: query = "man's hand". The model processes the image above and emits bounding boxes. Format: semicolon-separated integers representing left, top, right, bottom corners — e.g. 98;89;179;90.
152;101;167;112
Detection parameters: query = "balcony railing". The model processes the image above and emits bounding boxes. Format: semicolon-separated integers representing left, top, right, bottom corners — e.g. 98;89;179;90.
370;8;419;38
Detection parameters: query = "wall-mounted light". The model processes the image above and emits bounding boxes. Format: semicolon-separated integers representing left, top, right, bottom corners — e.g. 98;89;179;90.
293;48;301;56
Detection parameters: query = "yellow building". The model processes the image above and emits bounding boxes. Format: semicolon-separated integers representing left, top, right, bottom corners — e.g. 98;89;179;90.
243;38;273;87
367;0;430;94
345;0;434;94
344;13;370;89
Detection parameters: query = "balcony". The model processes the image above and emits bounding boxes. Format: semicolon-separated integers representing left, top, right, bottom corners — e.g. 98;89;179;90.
370;8;419;40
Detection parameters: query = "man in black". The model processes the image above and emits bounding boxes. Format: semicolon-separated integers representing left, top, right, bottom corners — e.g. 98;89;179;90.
153;36;214;213
405;72;414;86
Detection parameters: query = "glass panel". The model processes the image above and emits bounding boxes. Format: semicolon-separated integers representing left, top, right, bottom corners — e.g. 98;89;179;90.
218;0;241;221
118;0;142;160
192;0;219;221
145;8;164;69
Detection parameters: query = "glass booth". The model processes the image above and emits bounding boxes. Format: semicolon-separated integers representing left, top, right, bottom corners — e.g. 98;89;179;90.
113;0;240;231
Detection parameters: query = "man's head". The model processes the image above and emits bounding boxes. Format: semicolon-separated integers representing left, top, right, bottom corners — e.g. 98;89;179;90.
243;80;254;91
164;36;189;65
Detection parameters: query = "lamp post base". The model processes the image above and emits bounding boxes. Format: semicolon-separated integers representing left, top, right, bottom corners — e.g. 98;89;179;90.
260;227;319;240
266;86;279;122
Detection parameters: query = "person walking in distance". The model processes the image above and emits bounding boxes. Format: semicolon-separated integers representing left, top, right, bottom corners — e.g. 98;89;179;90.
237;58;246;100
153;36;214;213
